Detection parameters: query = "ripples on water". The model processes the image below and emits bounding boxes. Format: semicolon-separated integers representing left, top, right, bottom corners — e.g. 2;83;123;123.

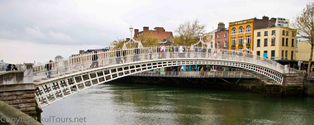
42;83;314;125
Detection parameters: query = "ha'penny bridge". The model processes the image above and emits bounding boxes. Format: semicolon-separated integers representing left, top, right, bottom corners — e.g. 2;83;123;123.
0;46;307;118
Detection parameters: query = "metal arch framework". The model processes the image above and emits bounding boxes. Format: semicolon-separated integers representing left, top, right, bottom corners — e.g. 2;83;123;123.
34;58;284;108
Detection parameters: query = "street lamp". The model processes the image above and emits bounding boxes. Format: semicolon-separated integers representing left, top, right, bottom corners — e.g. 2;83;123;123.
129;26;133;48
199;33;203;50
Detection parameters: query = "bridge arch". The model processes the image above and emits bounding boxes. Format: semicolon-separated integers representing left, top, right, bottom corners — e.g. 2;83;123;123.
35;57;284;108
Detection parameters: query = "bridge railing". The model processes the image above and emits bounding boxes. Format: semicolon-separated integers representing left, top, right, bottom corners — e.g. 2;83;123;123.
133;71;256;78
32;47;286;80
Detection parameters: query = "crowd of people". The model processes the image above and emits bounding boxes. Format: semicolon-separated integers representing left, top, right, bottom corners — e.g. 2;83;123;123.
5;64;18;71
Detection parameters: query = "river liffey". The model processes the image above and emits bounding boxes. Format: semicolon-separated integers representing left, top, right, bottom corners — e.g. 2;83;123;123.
42;83;314;125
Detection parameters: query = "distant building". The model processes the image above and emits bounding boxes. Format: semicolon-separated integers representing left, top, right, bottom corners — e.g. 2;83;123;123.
215;22;229;49
229;16;276;51
134;27;173;44
296;39;313;70
253;26;297;66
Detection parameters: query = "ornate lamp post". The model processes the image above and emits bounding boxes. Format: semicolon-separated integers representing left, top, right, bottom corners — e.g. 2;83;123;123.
199;33;203;50
129;26;133;48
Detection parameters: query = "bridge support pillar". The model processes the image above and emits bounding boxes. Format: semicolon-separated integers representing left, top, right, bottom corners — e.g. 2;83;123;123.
0;63;41;120
281;73;307;96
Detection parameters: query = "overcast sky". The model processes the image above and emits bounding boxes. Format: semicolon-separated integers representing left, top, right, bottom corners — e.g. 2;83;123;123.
0;0;312;64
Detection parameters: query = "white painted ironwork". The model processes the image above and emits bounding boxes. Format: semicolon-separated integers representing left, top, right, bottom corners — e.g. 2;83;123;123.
33;47;301;108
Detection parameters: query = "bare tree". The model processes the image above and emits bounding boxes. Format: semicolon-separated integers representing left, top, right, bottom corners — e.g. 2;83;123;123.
292;2;314;73
174;19;206;45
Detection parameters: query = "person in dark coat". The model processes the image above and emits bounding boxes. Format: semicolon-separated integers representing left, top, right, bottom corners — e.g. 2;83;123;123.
6;64;12;71
90;51;98;68
45;60;53;78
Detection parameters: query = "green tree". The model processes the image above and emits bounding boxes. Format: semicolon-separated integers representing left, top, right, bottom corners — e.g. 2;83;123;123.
174;19;206;46
292;2;314;73
137;32;159;47
112;39;125;50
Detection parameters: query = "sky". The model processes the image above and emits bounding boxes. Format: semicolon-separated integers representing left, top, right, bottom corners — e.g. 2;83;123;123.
0;0;312;64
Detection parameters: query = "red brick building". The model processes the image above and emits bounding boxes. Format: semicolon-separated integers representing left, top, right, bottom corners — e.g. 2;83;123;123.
134;27;173;42
215;22;229;49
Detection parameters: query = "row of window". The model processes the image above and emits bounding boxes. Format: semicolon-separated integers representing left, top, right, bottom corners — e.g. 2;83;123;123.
256;50;294;60
231;36;251;46
217;33;228;38
216;41;228;48
256;38;294;47
231;25;251;35
257;30;295;37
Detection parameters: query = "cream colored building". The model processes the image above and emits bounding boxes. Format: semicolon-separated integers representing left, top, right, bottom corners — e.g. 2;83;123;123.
296;40;312;61
296;40;314;70
253;27;296;63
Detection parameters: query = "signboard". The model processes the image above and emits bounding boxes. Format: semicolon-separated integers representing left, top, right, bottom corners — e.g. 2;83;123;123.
276;18;289;27
231;20;252;26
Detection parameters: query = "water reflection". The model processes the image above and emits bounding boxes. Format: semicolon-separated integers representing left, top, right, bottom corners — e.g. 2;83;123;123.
42;83;314;125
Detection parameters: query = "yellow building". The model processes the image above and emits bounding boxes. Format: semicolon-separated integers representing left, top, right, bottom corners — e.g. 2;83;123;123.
229;16;276;52
229;19;254;51
253;27;297;64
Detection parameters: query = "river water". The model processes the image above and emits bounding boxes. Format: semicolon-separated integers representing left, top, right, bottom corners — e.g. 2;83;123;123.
42;83;314;125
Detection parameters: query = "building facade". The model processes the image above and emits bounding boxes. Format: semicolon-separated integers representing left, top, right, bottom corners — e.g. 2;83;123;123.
215;22;229;49
296;40;314;70
229;16;275;52
134;27;173;42
253;27;297;65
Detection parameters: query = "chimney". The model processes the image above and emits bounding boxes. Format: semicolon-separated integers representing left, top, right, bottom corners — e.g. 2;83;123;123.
262;16;269;21
134;29;139;38
217;22;225;32
143;26;149;32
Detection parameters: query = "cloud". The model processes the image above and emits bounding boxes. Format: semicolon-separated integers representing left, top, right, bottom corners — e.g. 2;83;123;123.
24;27;47;39
47;31;74;42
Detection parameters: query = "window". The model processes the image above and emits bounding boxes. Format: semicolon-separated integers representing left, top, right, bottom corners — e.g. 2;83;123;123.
224;33;227;37
292;31;295;37
286;31;289;36
285;50;288;60
272;30;275;35
217;34;220;38
246;25;251;33
239;26;243;34
232;28;236;35
257;51;260;56
238;36;243;46
257;32;261;37
271;38;275;46
257;39;260;47
282;30;285;35
264;38;268;47
271;50;275;60
246;35;251;45
264;51;268;58
217;41;220;49
264;31;268;36
224;41;227;48
232;37;236;46
282;38;285;46
292;39;294;47
286;38;288;46
291;51;294;60
281;50;284;60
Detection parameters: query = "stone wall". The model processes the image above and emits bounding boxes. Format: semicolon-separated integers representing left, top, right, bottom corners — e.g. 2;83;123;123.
282;73;307;96
0;84;38;115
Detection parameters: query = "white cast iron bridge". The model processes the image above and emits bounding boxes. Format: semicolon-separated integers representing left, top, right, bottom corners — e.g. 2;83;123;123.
32;47;298;108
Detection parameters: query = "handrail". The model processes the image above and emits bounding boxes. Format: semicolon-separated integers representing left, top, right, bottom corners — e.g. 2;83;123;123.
32;47;287;80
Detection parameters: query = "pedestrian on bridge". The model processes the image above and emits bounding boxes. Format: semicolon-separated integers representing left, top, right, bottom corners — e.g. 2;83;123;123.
195;45;198;58
45;60;53;78
116;47;122;64
90;51;98;68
